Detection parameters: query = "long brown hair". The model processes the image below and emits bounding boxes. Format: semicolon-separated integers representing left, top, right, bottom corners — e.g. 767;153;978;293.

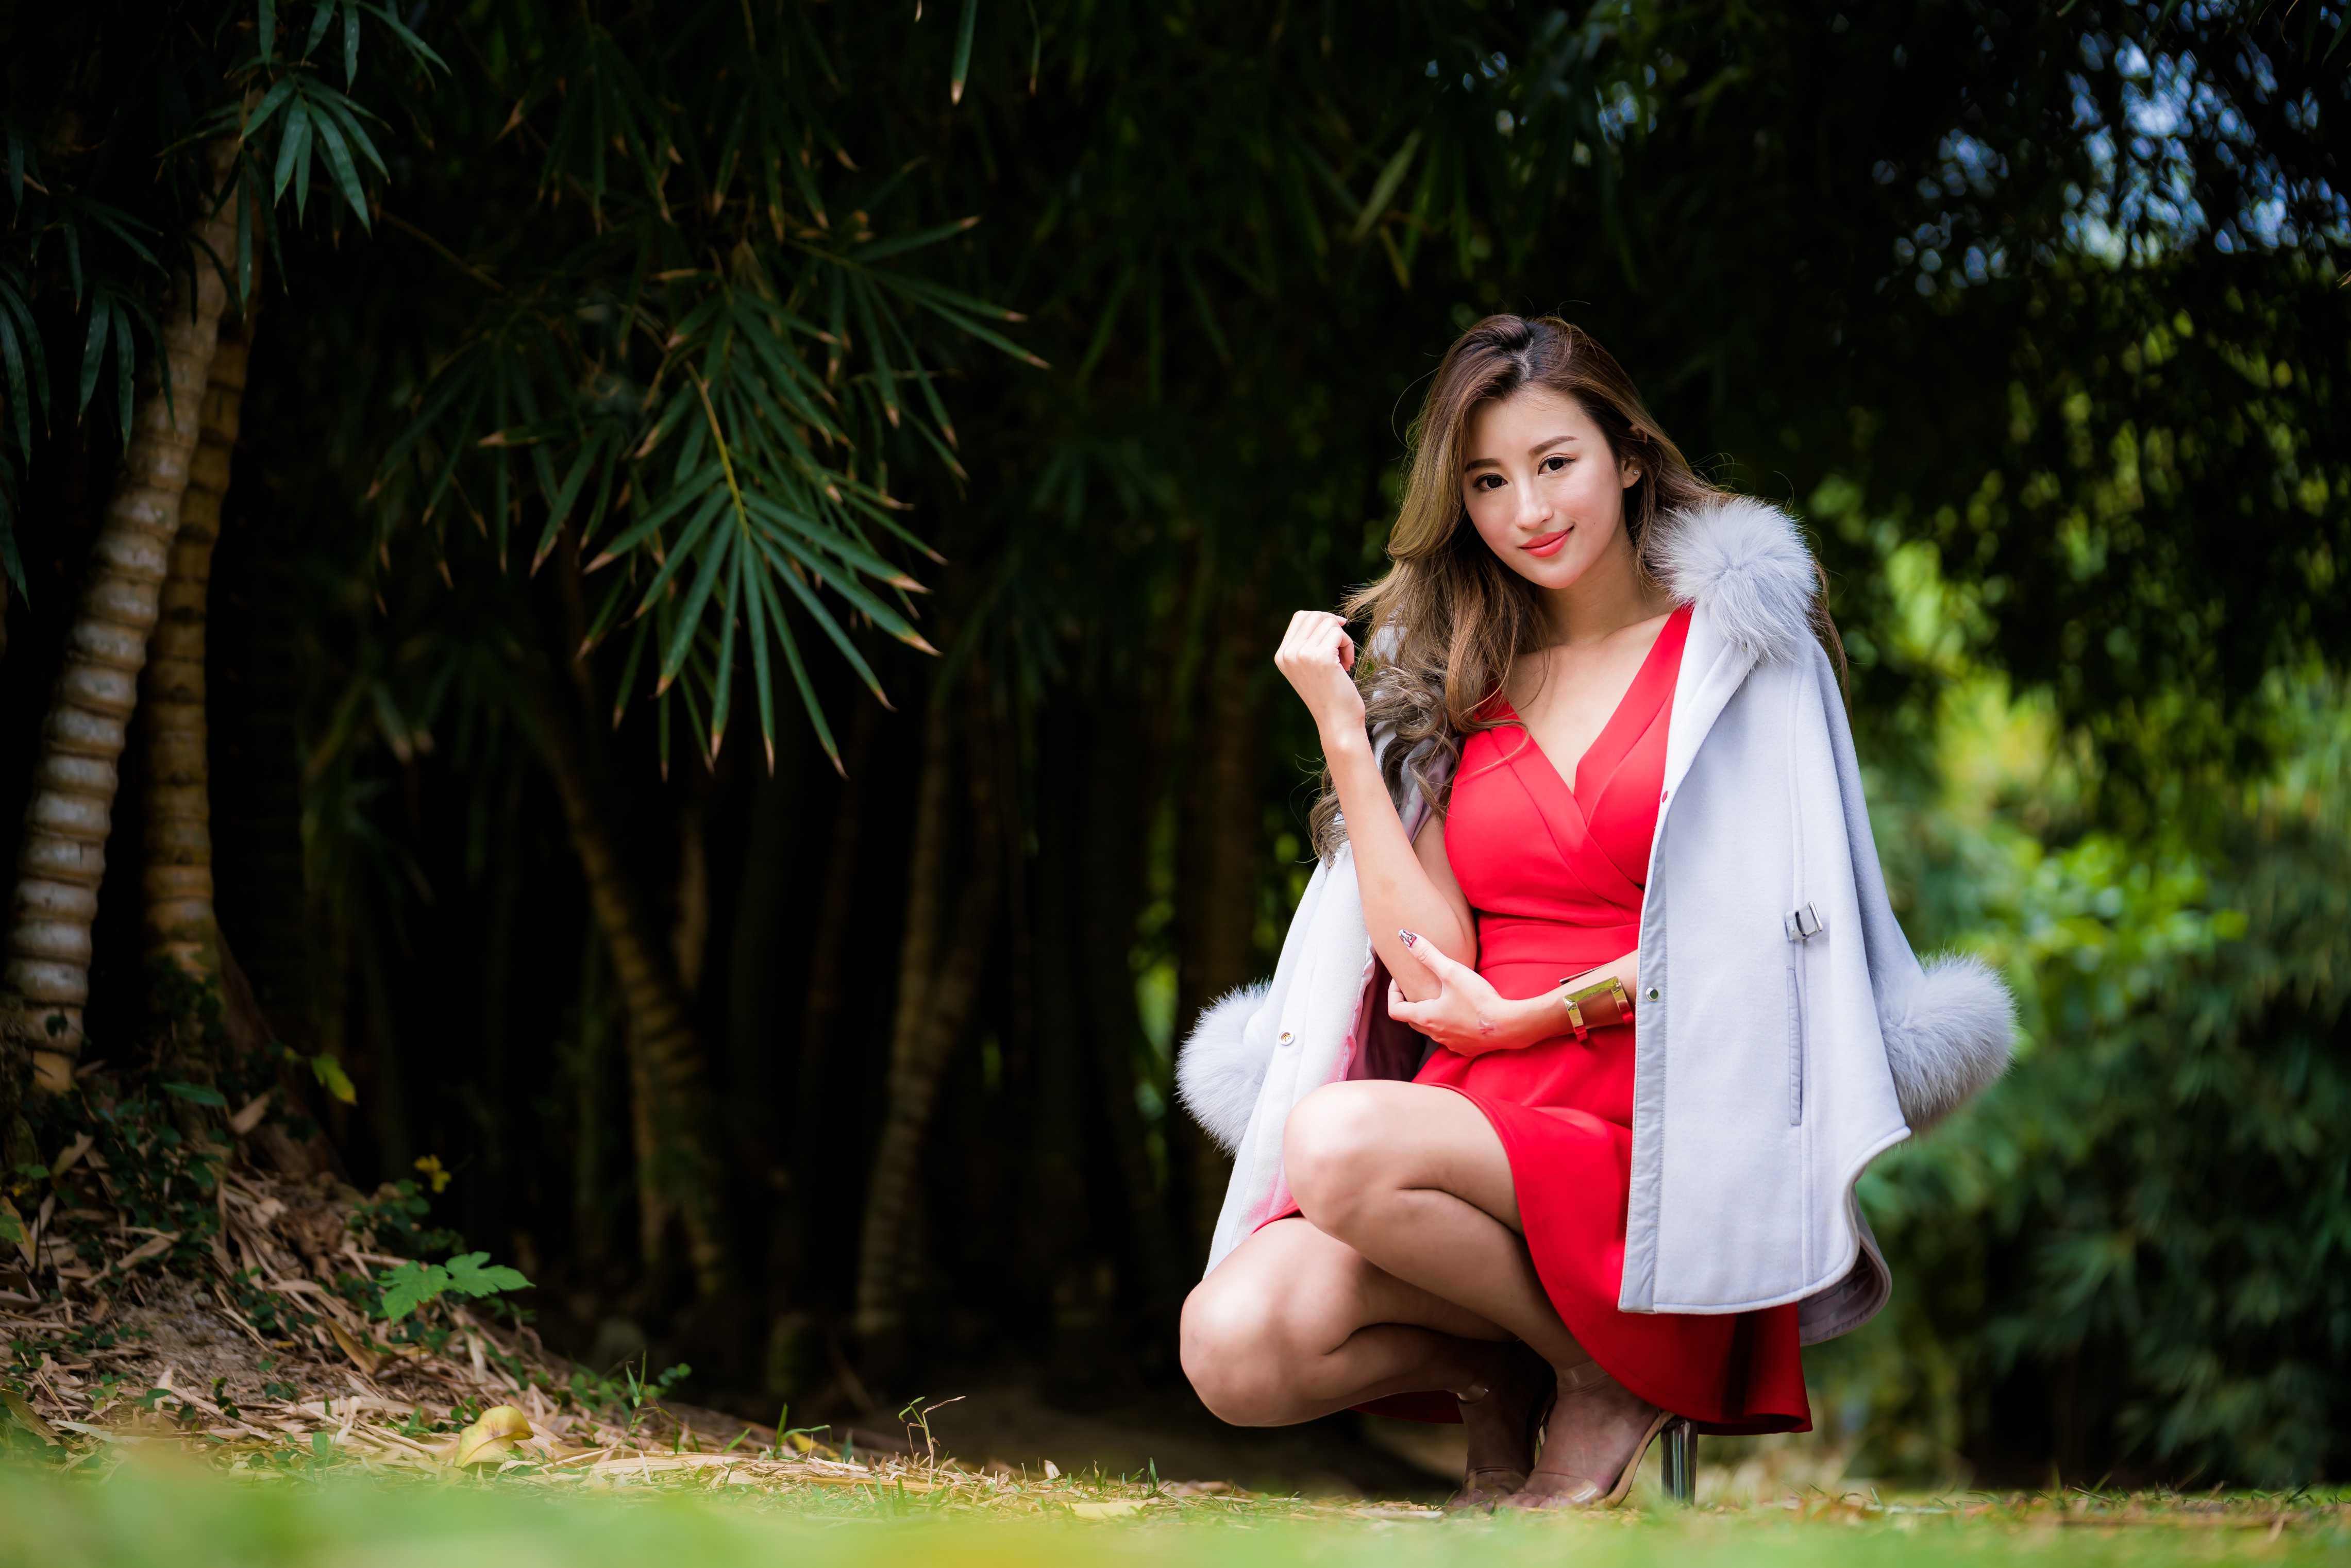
1309;316;1720;859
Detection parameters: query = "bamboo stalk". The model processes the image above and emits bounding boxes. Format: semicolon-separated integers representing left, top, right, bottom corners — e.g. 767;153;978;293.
539;541;735;1297
853;679;1002;1345
3;145;242;1092
141;309;255;996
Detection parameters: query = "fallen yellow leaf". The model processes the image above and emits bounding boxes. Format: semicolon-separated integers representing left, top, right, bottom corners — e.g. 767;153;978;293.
455;1405;533;1466
1071;1500;1144;1520
1;1388;61;1446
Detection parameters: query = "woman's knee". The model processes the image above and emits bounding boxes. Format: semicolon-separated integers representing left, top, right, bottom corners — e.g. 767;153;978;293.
1283;1085;1393;1234
1180;1281;1302;1426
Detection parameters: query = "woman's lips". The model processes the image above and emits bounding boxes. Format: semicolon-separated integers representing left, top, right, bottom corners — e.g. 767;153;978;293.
1521;528;1570;558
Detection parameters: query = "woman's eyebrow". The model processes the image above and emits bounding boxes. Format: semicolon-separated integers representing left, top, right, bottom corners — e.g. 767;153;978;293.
1462;433;1582;471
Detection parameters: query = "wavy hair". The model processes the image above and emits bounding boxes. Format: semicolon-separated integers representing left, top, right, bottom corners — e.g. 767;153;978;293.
1308;316;1724;860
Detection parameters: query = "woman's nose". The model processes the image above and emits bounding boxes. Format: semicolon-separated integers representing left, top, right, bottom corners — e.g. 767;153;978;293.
1516;477;1553;529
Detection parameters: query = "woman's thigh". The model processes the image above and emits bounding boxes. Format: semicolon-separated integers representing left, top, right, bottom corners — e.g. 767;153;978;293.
1283;1080;1520;1233
1183;1215;1505;1360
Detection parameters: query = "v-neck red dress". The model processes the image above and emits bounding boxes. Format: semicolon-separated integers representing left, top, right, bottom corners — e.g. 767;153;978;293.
1413;605;1810;1435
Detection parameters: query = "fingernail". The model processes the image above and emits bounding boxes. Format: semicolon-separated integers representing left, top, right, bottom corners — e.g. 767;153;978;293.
1398;929;1417;947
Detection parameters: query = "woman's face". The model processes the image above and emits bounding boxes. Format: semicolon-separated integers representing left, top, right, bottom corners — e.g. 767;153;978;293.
1459;386;1640;592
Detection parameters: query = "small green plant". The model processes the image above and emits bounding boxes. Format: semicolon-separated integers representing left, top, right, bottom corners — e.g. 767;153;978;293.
373;1252;532;1323
347;1179;463;1259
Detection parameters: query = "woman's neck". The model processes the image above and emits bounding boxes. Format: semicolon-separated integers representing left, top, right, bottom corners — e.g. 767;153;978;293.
1535;530;1670;648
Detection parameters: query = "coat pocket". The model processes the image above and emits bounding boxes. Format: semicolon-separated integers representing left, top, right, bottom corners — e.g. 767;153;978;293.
1786;965;1805;1126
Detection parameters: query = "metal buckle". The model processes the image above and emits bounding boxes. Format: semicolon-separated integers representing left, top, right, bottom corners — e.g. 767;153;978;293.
1784;904;1824;942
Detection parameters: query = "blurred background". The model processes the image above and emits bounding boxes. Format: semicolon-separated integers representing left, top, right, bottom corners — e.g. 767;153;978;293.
0;0;2344;1495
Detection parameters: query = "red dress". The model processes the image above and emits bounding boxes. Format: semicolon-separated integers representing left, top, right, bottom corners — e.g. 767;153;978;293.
1397;606;1810;1434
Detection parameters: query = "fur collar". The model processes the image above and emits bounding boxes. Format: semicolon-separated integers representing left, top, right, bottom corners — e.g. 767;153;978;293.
1649;494;1822;666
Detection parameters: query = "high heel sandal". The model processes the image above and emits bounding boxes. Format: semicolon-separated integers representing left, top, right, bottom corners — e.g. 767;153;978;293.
1442;1340;1554;1513
1504;1359;1679;1510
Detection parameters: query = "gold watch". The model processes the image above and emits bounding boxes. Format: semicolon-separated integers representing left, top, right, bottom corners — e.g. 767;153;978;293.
1557;972;1633;1044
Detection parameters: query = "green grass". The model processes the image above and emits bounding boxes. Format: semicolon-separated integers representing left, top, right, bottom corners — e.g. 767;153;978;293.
2;1462;2346;1568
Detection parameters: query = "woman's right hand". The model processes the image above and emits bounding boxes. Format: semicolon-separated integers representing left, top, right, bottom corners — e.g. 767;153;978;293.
1274;611;1366;743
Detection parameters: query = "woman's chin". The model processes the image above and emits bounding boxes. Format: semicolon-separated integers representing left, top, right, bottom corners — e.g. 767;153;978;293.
1507;553;1598;592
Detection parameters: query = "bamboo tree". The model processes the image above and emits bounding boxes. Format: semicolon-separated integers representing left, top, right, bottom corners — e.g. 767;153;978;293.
2;154;242;1093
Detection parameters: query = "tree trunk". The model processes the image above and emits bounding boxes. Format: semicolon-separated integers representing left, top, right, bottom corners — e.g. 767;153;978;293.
139;308;254;1056
3;146;241;1093
853;679;1000;1349
535;538;735;1299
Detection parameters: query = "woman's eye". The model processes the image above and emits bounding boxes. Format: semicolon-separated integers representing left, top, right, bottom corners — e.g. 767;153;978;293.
1541;455;1569;473
1471;474;1504;492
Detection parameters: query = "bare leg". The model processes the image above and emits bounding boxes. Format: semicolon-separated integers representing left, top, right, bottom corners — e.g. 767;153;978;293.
1180;1215;1503;1426
1283;1080;1664;1505
1282;1080;1585;1367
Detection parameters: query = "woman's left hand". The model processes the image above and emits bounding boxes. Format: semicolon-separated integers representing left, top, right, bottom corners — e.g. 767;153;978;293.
1385;930;1541;1057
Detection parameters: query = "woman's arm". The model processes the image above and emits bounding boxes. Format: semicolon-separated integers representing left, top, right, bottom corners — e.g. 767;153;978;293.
1274;611;1472;1000
1388;942;1641;1057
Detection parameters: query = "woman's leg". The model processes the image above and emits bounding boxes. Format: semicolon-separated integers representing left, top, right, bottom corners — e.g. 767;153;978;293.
1283;1080;1664;1500
1179;1216;1505;1426
1281;1080;1584;1365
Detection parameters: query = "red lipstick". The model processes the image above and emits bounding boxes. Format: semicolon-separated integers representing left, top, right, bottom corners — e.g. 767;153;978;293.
1521;528;1570;558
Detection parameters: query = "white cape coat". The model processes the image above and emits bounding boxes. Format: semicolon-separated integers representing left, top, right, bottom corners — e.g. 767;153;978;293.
1177;496;2013;1343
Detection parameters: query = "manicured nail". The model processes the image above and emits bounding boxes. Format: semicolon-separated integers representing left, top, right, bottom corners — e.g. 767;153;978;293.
1398;929;1417;947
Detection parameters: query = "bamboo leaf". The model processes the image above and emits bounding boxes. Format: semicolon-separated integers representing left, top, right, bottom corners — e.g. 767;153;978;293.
631;486;732;603
356;2;448;71
531;432;604;572
750;530;895;694
311;87;391;177
74;298;109;421
0;313;34;455
611;618;652;728
274;98;315;212
304;0;338;61
708;545;743;758
743;539;777;770
755;522;931;652
593;474;726;568
950;0;980;105
754;567;842;767
343;0;362;84
309;111;373;228
846;216;982;264
1350;127;1422;243
109;297;133;438
241;77;299;140
259;0;278;62
659;526;736;690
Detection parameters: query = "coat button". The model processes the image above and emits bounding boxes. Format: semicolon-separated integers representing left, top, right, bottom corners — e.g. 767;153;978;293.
1645;988;1659;1002
1278;1031;1294;1046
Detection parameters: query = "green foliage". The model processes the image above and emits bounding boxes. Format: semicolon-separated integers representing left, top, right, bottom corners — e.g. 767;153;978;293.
365;4;1039;771
1815;545;2351;1485
562;1358;691;1434
346;1178;464;1260
373;1251;532;1324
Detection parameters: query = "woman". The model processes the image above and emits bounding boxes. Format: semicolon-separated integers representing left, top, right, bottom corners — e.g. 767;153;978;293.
1176;316;2011;1509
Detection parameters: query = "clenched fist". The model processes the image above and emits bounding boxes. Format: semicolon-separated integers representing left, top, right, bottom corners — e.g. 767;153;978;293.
1274;611;1366;742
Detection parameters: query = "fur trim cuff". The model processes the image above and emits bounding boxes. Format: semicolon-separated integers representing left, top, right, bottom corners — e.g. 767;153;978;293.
1178;981;1273;1153
1883;952;2016;1131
